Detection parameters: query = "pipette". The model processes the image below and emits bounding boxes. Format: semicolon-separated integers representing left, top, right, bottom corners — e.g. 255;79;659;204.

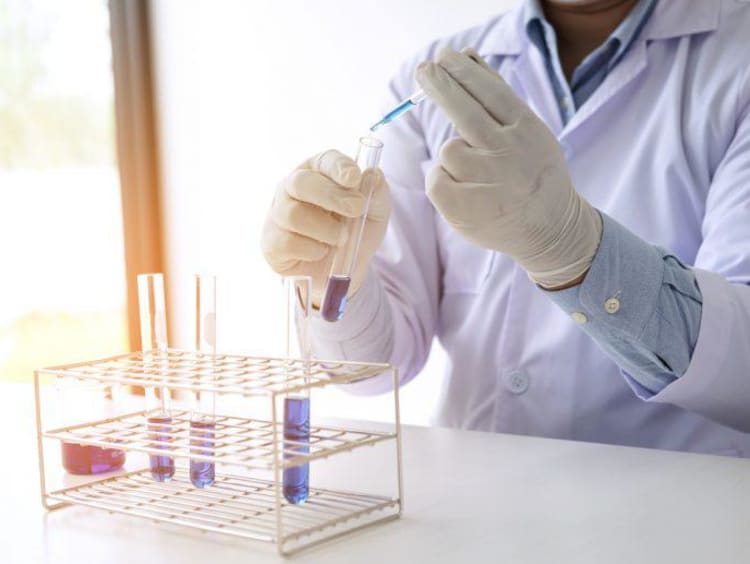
369;89;426;132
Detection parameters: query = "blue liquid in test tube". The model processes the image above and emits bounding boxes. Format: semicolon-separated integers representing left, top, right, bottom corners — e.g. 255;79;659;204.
190;418;216;488
148;414;175;482
283;396;310;504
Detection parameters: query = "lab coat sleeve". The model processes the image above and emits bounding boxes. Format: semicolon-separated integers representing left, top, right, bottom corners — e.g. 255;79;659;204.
308;58;441;394
543;214;703;394
649;68;750;432
547;67;750;432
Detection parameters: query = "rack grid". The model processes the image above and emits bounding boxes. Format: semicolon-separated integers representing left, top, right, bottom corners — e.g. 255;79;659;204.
35;349;402;556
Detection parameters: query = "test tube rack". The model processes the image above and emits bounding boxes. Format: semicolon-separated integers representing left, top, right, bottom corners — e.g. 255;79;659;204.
34;350;403;556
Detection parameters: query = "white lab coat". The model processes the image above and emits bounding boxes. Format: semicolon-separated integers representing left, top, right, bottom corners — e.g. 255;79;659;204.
312;0;750;456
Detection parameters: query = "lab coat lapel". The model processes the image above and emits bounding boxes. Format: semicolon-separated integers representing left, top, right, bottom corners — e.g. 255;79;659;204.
560;39;648;140
558;0;720;142
480;3;564;135
509;48;565;137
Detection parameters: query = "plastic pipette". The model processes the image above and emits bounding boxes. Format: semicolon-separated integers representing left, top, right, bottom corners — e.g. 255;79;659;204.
369;89;426;132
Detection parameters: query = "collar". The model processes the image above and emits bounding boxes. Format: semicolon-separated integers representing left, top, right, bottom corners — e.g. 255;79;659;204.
524;0;658;70
475;0;721;57
645;0;720;40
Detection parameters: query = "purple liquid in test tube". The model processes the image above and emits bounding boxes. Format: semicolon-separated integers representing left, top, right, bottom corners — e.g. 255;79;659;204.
281;276;312;505
321;136;382;322
283;396;310;504
190;418;215;488
191;274;217;488
148;414;175;482
138;273;175;483
320;275;351;322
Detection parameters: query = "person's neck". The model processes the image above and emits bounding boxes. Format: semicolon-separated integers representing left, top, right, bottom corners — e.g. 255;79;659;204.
542;0;640;79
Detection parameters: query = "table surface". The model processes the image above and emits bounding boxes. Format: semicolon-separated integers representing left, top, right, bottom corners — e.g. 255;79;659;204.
2;381;749;564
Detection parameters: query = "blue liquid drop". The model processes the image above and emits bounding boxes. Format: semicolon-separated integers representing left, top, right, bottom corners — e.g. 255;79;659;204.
148;414;175;482
283;397;310;505
190;419;215;488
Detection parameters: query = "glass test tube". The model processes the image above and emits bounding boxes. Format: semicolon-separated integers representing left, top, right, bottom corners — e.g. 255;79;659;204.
282;276;312;504
320;136;384;321
138;273;175;482
190;274;216;488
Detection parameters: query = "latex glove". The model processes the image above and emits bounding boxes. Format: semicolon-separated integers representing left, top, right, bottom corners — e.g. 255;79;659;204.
416;48;602;288
261;150;390;307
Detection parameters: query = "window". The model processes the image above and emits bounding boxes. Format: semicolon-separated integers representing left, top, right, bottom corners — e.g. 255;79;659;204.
148;0;511;424
0;0;127;381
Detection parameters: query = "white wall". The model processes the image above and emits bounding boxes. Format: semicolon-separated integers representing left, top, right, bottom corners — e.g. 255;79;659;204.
149;0;519;425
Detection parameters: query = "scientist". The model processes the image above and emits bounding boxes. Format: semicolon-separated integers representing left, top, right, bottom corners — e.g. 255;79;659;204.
262;0;750;455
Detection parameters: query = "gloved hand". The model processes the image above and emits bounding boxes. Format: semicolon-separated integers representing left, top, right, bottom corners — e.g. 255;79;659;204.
416;48;602;289
261;150;390;306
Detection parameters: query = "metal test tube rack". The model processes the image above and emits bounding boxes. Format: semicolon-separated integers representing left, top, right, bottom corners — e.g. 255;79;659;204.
34;350;403;556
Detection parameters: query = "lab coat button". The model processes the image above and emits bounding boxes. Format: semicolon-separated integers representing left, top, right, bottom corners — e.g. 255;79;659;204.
604;297;621;314
571;311;588;324
505;370;529;395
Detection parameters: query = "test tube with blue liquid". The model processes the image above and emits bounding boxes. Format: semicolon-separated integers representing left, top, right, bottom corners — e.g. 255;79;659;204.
138;273;175;482
320;136;384;321
190;274;217;488
282;275;312;504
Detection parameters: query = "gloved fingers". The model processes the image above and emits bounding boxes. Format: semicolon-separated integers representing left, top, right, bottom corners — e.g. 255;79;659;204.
425;164;496;225
416;60;503;150
436;48;526;126
300;149;362;188
439;137;512;183
284;168;367;218
261;218;330;271
271;191;343;246
460;47;496;74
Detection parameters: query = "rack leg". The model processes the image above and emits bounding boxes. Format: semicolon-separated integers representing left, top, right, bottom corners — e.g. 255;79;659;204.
35;371;53;510
35;372;72;512
392;366;404;516
42;497;70;511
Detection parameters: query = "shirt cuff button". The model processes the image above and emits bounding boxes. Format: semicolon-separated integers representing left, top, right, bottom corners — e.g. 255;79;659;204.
571;311;588;324
604;297;621;314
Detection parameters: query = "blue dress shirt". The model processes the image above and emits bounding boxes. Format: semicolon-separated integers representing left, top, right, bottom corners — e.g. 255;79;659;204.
526;0;703;394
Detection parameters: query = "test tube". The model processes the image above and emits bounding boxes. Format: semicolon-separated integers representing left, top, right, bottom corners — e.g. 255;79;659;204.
138;273;175;482
190;274;216;488
282;275;312;504
320;136;384;321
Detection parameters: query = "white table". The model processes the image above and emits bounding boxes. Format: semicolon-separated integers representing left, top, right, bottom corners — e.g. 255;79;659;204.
2;381;749;563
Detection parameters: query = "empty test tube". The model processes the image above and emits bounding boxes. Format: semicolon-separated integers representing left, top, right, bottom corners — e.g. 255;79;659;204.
282;276;312;504
138;273;175;482
190;274;217;488
320;136;384;321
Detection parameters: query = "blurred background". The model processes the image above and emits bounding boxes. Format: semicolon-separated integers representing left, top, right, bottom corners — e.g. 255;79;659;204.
0;0;517;424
